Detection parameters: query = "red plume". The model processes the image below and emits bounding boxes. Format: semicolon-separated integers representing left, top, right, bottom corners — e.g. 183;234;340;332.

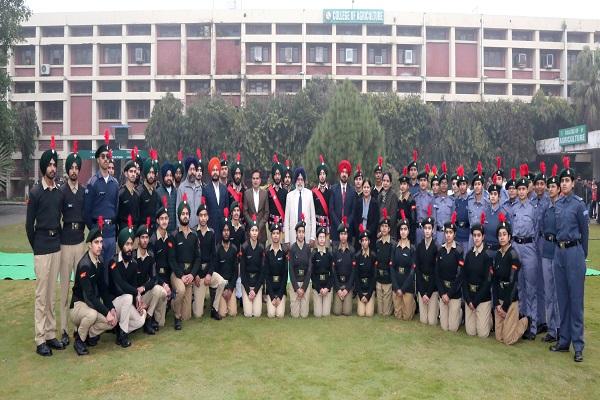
382;207;388;219
319;154;324;164
252;214;257;223
73;140;78;154
359;223;365;234
274;215;280;224
182;193;188;203
320;216;325;226
431;165;438;175
477;161;483;176
196;148;202;160
498;212;506;223
378;155;383;168
342;215;348;227
457;165;464;177
492;173;497;182
524;164;529;177
451;211;457;225
130;148;135;160
146;216;151;230
201;196;206;206
236;152;241;163
356;164;361;173
441;161;447;174
273;153;279;163
177;149;183;162
562;156;570;169
480;212;486;226
104;129;110;145
427;204;432;217
127;215;133;230
412;149;418;162
425;163;430;174
510;168;516;181
400;209;406;220
551;163;558;177
221;152;227;161
133;145;138;158
285;159;291;168
50;135;56;151
108;149;113;160
97;215;104;232
224;207;229;219
496;156;502;170
402;166;408;176
162;195;167;209
540;161;546;175
300;213;305;222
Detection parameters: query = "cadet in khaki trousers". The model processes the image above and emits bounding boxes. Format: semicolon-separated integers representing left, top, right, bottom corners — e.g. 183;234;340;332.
375;211;395;316
493;215;529;345
332;218;355;316
311;227;334;317
288;220;312;318
70;225;117;355
215;215;239;318
240;217;265;317
264;218;287;318
391;215;417;321
436;215;464;332
415;213;439;325
355;226;376;317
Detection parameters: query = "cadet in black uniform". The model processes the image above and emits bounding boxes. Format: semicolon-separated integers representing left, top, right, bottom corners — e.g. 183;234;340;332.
355;224;376;317
398;167;417;243
391;211;416;321
137;152;160;233
311;225;333;317
415;207;439;326
332;217;355;316
288;217;312;318
264;216;288;318
149;204;174;328
375;208;395;316
313;155;331;241
215;209;239;318
229;201;246;250
268;155;288;242
240;215;265;317
118;155;140;233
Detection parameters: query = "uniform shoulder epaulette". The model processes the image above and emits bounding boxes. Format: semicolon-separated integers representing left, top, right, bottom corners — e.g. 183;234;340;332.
574;195;583;202
87;175;98;186
509;247;520;261
455;243;464;254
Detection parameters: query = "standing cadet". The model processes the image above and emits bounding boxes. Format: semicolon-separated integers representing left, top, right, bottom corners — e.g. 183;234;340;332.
463;213;493;338
503;168;518;213
312;155;331;243
170;195;201;330
332;217;355;316
288;216;312;318
511;165;539;340
540;164;561;343
26;136;65;356
240;215;265;317
378;172;398;241
415;207;439;325
229;202;246;251
70;222;118;356
375;208;395;316
355;224;377;317
311;225;334;317
550;157;588;363
414;163;434;245
283;159;293;191
156;162;177;233
329;160;356;248
407;150;420;197
58;141;86;346
137;150;160;233
267;154;287;243
398;167;417;244
433;161;454;245
391;211;417;321
453;165;470;256
84;130;119;272
373;156;384;198
467;162;490;250
227;153;246;206
215;209;239;318
118;151;140;233
173;150;185;189
436;212;464;332
494;156;509;204
484;183;509;259
492;212;529;345
177;151;203;229
219;152;229;186
264;217;288;318
149;202;174;329
353;164;363;196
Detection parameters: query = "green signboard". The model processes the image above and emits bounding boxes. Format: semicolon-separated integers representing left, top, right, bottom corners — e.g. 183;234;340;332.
559;125;587;146
77;149;149;160
323;9;384;24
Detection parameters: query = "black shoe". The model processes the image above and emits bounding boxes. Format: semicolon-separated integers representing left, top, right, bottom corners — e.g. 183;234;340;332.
116;328;131;348
73;333;89;356
211;307;222;321
151;316;159;331
537;323;548;334
541;334;557;343
549;344;570;352
46;338;66;350
522;331;536;341
85;335;100;347
143;318;156;335
61;330;70;347
36;343;52;357
174;318;182;330
574;351;583;362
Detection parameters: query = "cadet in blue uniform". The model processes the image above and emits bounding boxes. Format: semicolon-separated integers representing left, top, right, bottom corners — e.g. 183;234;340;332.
433;161;454;245
540;164;561;343
407;150;420;197
414;164;433;245
494;156;509;205
503;168;518;214
453;165;470;256
484;183;509;259
467;162;490;250
511;165;539;340
549;157;588;363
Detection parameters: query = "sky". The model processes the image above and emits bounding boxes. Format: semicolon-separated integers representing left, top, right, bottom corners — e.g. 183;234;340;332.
25;0;600;20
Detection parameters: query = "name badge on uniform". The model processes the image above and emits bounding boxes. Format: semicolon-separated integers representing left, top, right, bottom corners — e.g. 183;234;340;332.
67;203;73;208
443;280;451;288
159;268;165;274
361;278;368;284
277;257;283;261
99;191;106;195
359;262;365;266
123;200;129;204
219;260;225;263
178;242;183;246
320;274;327;281
273;276;280;283
144;199;150;203
337;258;342;263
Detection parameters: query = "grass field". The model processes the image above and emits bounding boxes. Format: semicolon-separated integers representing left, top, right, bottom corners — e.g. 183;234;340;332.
1;224;599;399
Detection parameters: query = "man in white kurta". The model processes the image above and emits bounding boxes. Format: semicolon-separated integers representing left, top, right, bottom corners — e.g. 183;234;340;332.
284;167;316;246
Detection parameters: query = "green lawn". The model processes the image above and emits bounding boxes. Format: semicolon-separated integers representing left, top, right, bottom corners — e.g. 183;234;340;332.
1;225;599;399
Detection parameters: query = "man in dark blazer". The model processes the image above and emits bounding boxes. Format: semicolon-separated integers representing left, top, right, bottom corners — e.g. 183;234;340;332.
329;160;356;247
243;169;269;244
204;157;229;242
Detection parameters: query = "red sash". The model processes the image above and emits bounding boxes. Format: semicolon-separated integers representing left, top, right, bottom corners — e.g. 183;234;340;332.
268;185;285;218
227;185;243;204
311;187;329;217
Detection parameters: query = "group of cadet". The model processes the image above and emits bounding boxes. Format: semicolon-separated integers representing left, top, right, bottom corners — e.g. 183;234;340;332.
26;131;588;363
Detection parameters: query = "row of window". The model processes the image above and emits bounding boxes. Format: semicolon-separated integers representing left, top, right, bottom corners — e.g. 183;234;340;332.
14;44;151;66
484;48;580;70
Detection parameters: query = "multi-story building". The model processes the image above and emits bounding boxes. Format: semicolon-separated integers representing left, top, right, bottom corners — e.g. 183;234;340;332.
5;8;600;191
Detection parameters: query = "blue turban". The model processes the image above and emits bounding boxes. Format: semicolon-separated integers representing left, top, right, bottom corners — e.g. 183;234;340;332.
184;156;199;174
161;162;174;179
293;167;306;182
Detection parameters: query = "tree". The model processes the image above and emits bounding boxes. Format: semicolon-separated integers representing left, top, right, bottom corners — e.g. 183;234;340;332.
144;93;185;162
12;103;39;179
571;46;600;131
303;80;385;184
530;90;576;140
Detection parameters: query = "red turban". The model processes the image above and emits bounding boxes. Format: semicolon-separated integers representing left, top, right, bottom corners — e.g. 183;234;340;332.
338;160;352;175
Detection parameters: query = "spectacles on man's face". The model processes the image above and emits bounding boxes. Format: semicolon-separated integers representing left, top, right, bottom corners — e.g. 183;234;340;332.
99;153;109;160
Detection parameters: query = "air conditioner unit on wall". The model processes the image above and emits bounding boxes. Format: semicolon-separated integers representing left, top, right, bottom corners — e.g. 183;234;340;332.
544;53;554;69
345;48;354;63
404;49;413;65
40;64;51;75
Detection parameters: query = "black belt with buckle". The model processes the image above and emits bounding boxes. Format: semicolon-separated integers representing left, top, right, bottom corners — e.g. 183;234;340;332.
544;234;556;243
443;280;451;288
513;237;534;244
40;229;58;237
499;280;510;289
422;273;429;282
64;222;83;230
339;275;347;282
485;243;500;251
558;240;580;249
249;272;257;278
468;283;479;292
200;263;208;270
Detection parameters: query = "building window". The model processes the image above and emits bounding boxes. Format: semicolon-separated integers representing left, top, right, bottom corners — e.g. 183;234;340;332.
276;24;302;35
276;80;301;93
216;80;240;94
337;46;359;64
127;24;151;36
307;45;330;63
567;32;589;43
216;24;241;37
484;48;504;68
540;31;562;42
156;80;181;92
484;83;507;95
427;82;450;94
595;32;600;43
42;26;63;37
71;45;92;65
367;81;391;92
247;44;270;63
513;50;532;68
127;80;150;92
484;29;506;40
306;24;331;35
157;24;181;38
42;101;63;120
43;45;64;65
70;26;92;37
14;46;35;65
397;26;421;37
187;24;211;37
127;100;150;119
456;28;477;41
397;46;419;65
277;45;300;63
540;85;562;96
367;45;390;64
20;26;36;38
41;82;63;93
512;84;534;96
129;44;150;64
512;30;533;41
99;100;120;120
456;82;479;94
14;82;35;93
367;25;391;36
248;80;271;94
397;81;421;93
540;51;558;69
99;25;122;36
246;24;271;35
426;27;449;40
99;81;121;92
71;81;92;94
100;45;121;64
187;80;210;94
337;24;362;35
